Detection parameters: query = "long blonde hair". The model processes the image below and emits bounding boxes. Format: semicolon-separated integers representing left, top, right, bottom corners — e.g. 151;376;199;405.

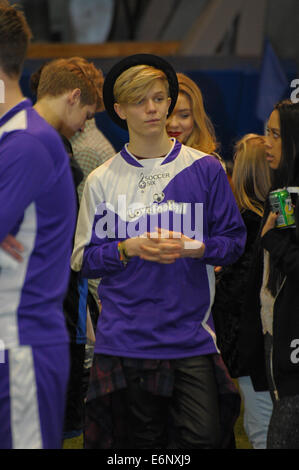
232;134;271;217
176;72;218;154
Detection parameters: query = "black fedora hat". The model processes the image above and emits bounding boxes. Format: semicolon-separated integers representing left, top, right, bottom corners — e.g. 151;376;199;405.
103;54;178;130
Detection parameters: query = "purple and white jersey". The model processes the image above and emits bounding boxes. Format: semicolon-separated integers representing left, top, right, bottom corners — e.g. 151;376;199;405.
72;139;246;359
0;100;76;349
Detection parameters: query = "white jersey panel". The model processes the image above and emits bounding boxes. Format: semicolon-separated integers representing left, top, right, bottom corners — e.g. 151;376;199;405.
9;346;43;449
0;203;37;348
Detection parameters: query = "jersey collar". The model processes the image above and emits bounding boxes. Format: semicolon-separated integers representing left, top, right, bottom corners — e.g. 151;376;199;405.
120;138;182;168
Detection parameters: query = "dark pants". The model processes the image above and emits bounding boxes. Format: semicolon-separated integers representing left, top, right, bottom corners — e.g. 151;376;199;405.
64;343;86;434
267;394;299;449
264;333;299;449
124;355;221;449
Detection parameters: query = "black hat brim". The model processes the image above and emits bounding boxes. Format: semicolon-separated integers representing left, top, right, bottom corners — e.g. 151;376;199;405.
103;54;178;130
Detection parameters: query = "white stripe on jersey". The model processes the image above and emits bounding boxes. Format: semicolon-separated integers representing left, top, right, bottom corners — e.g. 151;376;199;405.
0;109;27;140
9;346;42;449
203;264;220;352
0;203;37;348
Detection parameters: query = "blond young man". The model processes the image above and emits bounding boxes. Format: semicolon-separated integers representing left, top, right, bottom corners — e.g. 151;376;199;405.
72;54;246;449
0;3;76;448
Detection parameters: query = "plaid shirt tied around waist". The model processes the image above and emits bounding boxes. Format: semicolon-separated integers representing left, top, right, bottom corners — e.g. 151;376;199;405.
87;355;174;401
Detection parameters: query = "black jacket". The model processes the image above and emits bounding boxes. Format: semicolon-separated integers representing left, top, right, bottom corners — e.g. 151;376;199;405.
212;210;261;378
60;135;99;342
239;194;299;398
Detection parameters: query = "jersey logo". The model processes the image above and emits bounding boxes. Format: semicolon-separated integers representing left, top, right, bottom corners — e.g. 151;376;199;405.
138;172;170;191
153;192;165;203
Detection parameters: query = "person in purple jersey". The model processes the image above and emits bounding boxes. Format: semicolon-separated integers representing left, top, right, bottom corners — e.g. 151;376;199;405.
0;2;77;449
71;54;246;449
31;56;103;440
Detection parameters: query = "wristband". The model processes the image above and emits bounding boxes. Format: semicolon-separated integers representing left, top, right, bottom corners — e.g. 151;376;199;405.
118;241;132;265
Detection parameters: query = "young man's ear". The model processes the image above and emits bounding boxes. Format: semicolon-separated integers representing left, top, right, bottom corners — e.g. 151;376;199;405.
68;88;81;105
114;102;127;121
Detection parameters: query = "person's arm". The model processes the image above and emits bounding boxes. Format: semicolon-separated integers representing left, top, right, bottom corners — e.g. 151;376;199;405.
261;212;299;279
125;165;246;264
200;164;247;266
71;200;181;279
0;234;24;269
71;160;246;277
0;132;54;242
71;172;124;278
71;172;184;278
212;212;262;312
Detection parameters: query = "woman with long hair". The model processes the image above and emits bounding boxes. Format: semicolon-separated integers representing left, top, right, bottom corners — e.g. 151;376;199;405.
166;72;226;168
166;72;243;448
166;72;218;152
212;134;273;449
240;100;299;448
232;134;271;216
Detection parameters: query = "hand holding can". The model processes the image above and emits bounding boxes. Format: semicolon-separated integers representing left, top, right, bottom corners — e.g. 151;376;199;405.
269;188;295;228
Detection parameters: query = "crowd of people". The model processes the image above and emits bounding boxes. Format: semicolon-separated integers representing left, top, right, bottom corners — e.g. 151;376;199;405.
1;2;299;450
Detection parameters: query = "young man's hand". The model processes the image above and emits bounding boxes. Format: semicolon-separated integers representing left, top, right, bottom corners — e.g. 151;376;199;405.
155;228;205;259
0;234;24;262
124;233;181;264
124;228;205;264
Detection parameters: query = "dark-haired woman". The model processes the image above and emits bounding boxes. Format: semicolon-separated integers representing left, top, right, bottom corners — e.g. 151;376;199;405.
212;134;273;449
240;100;299;449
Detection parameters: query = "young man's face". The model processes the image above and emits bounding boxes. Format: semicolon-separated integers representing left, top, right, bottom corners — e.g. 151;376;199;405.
115;79;171;138
62;100;96;139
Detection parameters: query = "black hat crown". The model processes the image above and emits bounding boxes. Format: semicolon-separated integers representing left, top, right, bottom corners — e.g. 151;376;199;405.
103;53;178;130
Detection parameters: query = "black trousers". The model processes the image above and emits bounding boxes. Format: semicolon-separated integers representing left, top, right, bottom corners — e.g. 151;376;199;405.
124;355;221;449
264;333;299;449
64;343;86;433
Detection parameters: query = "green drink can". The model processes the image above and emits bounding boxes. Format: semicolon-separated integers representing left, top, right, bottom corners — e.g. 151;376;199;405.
269;188;295;228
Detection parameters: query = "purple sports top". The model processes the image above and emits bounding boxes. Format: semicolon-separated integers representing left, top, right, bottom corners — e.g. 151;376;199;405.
72;140;246;359
0;99;76;348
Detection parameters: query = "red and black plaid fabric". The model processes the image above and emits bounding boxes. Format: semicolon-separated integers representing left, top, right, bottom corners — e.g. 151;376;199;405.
84;354;240;449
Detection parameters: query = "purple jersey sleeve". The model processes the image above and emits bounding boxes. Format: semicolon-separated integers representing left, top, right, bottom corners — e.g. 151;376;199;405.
202;163;246;266
0;131;54;242
71;172;124;278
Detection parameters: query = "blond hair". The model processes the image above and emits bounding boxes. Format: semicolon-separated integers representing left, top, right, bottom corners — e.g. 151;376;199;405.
37;57;103;111
232;134;271;217
176;73;218;154
113;64;169;104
